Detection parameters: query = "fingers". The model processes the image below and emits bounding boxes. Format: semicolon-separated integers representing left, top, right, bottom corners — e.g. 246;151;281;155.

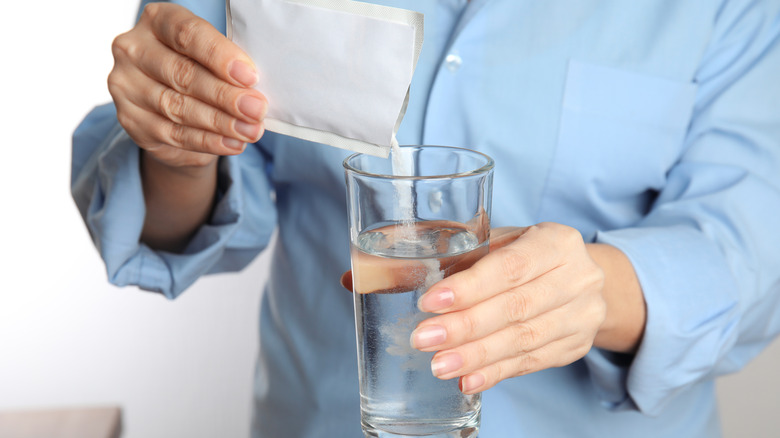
419;224;583;313
142;3;258;87
133;69;263;143
428;317;586;385
488;226;528;251
340;271;353;292
112;67;261;155
109;2;269;162
457;335;592;394
424;305;595;395
408;222;606;393
128;31;268;124
412;270;577;352
422;305;584;383
116;99;251;157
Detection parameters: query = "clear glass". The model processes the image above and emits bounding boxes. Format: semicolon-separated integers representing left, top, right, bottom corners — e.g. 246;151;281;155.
344;146;494;438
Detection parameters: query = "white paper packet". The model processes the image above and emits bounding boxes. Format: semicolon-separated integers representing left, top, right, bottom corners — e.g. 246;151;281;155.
226;0;424;157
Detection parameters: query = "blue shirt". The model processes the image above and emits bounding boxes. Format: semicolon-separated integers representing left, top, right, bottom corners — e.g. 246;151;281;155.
72;1;780;437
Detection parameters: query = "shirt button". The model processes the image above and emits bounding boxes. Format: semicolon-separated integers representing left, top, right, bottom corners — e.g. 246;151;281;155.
445;52;462;72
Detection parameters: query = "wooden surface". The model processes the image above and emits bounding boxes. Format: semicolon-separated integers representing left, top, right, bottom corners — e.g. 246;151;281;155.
0;406;121;438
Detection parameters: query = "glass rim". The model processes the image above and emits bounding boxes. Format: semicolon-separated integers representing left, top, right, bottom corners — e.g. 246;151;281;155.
343;145;495;181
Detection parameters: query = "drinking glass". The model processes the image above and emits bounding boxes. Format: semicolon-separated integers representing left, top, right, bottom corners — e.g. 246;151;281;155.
344;145;494;438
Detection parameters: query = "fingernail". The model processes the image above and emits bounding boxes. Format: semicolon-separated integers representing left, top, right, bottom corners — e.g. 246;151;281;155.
235;120;260;140
411;325;447;350
460;373;485;393
238;95;266;120
229;60;259;87
431;352;463;378
418;289;455;312
222;137;246;151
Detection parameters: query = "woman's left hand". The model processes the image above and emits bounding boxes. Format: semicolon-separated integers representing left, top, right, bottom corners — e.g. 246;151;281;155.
411;222;607;394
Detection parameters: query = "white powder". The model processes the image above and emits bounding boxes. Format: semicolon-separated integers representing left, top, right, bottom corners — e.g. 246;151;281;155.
385;141;445;365
388;144;444;287
390;139;415;230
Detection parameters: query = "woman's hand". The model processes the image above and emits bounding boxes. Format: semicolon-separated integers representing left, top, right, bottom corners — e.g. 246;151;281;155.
108;2;268;169
410;223;644;394
108;3;269;250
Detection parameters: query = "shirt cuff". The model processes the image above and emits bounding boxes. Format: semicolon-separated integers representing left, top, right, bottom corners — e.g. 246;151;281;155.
85;129;257;298
583;348;636;411
585;225;740;416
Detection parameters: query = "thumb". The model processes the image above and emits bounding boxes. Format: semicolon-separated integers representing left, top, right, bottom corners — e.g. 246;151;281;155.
489;226;529;251
340;270;353;292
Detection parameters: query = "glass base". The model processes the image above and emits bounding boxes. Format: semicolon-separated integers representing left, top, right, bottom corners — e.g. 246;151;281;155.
361;412;480;438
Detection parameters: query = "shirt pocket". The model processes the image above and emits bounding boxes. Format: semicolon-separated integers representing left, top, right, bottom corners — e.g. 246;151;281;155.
539;60;698;234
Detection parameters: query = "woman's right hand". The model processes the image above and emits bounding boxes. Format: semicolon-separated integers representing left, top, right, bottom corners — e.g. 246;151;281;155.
108;2;268;169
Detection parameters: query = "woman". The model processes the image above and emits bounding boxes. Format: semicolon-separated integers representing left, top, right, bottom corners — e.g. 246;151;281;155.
72;0;780;436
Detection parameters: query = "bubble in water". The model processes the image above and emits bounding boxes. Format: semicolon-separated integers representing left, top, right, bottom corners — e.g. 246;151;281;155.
448;230;479;254
357;230;390;252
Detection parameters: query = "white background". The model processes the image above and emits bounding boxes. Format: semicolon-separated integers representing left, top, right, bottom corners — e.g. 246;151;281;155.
0;1;777;437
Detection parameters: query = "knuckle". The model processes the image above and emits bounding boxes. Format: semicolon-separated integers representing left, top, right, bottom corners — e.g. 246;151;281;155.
539;222;581;247
589;297;608;327
141;2;160;21
471;342;490;367
458;312;481;340
452;270;480;302
213;111;223;133
524;223;542;237
110;34;127;58
493;361;507;383
201;37;220;68
511;323;537;353
581;268;607;323
106;71;121;98
588;263;606;289
157;88;172;113
172;17;201;52
198;129;211;152
504;291;530;322
574;342;592;360
555;343;589;368
515;351;539;375
213;110;233;136
168;122;187;147
113;31;145;64
170;57;197;91
499;247;531;283
561;224;583;246
158;89;187;124
111;32;141;63
213;82;234;108
115;108;133;132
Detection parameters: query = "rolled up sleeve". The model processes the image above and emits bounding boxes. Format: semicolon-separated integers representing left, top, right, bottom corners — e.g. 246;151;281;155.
584;0;780;416
71;104;277;299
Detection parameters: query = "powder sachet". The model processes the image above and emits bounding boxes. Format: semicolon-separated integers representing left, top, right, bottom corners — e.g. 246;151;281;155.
227;0;424;157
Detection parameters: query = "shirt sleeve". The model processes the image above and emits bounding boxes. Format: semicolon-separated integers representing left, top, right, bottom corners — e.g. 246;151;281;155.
71;104;277;299
70;0;276;299
583;0;780;416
